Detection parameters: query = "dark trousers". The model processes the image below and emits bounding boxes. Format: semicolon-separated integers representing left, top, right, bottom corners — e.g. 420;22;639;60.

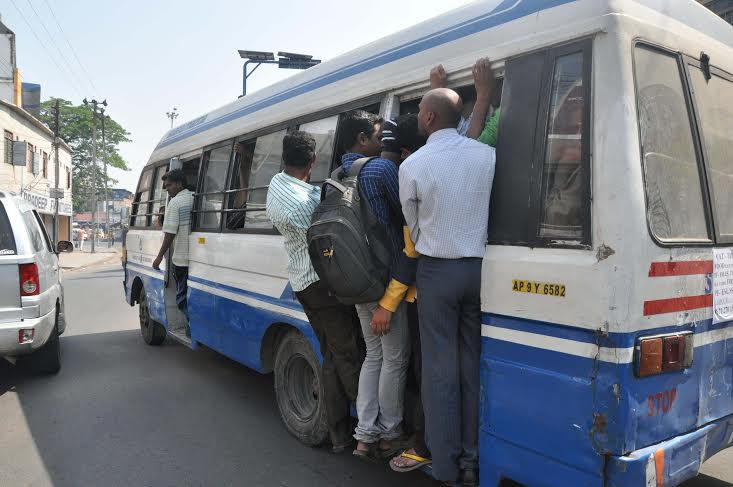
417;256;482;482
404;301;430;458
296;280;364;446
171;264;189;320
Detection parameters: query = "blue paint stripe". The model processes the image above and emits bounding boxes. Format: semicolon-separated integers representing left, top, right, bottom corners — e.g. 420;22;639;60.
484;312;733;348
187;274;304;312
126;261;164;276
156;0;575;150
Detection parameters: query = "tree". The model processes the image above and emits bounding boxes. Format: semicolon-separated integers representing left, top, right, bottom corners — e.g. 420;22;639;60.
38;98;132;212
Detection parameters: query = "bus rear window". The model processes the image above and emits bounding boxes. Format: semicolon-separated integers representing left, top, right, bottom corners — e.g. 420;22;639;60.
689;66;733;240
634;45;710;243
0;203;16;255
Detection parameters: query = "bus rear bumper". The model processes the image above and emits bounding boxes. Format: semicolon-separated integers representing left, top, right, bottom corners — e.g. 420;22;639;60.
605;413;733;487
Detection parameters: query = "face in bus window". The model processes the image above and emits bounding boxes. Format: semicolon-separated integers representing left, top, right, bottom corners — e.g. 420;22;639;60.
363;123;383;157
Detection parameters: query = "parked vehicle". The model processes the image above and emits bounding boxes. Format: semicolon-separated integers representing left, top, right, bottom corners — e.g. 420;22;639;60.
0;192;73;374
123;1;733;485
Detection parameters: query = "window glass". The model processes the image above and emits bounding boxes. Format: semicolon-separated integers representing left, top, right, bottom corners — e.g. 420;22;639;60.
299;116;339;184
0;203;16;254
4;131;12;165
538;52;586;240
246;130;286;229
21;210;44;252
131;168;153;227
198;144;232;230
151;165;168;228
635;46;709;241
689;67;733;237
32;210;53;251
225;141;255;231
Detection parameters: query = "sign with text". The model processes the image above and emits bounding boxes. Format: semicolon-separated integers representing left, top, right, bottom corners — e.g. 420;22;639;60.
713;248;733;324
22;191;72;216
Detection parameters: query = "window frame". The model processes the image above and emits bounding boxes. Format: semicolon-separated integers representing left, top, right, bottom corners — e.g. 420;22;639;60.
682;55;733;245
485;37;593;249
129;167;155;229
4;131;13;165
632;40;716;247
149;163;170;228
193;140;235;233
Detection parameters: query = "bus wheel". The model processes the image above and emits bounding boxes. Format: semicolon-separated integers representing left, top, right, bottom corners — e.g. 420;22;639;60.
274;331;328;446
139;288;166;346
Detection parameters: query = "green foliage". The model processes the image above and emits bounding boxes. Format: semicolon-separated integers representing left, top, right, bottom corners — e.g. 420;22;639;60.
38;98;132;212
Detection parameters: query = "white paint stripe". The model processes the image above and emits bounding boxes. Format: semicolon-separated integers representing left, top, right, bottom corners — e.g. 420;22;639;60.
481;325;634;364
188;280;308;323
695;326;733;347
645;454;657;487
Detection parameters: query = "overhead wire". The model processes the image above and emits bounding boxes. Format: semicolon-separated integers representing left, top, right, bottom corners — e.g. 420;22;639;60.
7;0;86;99
23;0;94;96
39;0;99;95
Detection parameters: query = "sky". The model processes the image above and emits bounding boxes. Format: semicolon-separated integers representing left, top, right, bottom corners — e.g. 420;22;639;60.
2;0;475;192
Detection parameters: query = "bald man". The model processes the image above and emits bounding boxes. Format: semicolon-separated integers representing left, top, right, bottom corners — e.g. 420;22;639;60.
398;88;496;486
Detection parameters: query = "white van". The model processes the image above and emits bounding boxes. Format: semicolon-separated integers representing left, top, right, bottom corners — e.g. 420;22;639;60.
0;192;73;373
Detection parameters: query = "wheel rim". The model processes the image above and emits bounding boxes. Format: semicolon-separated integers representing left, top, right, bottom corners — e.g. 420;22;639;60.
284;353;319;422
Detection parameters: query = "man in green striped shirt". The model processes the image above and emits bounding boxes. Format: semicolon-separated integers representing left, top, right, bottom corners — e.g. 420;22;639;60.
266;131;363;453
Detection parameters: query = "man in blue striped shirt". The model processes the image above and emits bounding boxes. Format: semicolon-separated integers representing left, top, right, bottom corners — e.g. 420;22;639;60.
339;111;414;460
266;131;363;453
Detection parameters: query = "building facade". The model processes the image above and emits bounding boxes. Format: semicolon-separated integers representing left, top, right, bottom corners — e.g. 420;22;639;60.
699;0;733;24
0;99;73;240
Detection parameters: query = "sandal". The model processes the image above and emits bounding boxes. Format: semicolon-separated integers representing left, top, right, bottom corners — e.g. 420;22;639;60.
352;442;378;462
389;450;432;472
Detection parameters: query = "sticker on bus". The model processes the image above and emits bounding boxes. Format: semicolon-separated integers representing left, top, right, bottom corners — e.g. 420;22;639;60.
512;280;566;297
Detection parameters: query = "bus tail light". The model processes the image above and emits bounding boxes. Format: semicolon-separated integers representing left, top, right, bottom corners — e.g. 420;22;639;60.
19;263;40;296
636;333;693;377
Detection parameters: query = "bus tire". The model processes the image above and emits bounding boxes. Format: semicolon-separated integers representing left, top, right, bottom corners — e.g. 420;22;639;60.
139;287;166;346
273;331;328;447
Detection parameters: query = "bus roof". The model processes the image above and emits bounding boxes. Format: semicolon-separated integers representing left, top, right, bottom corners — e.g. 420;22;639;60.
146;0;732;165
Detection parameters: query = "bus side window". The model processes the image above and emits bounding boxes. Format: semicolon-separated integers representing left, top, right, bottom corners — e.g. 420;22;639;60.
634;45;710;242
195;144;233;232
299;115;339;186
130;168;153;228
151;164;168;228
244;130;287;231
489;39;591;247
225;141;256;231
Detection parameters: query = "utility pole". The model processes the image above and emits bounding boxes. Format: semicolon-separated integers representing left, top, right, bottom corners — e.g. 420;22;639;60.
83;98;107;253
166;108;179;128
52;99;60;245
100;108;110;247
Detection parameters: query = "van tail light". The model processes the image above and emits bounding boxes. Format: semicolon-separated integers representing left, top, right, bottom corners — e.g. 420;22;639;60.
19;263;40;296
636;333;694;377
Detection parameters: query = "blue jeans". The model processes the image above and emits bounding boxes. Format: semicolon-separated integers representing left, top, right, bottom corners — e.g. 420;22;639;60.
171;264;189;320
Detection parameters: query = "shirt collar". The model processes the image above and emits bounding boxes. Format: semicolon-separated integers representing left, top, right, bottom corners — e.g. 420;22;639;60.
341;152;364;169
279;171;318;192
427;128;459;144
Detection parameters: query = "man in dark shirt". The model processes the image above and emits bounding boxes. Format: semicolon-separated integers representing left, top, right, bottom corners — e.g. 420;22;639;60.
339;111;415;460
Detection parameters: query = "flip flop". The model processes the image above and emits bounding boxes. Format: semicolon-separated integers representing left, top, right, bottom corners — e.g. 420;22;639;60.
389;451;432;472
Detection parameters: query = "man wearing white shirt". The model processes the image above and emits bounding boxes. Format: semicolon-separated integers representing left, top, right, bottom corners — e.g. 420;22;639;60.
399;88;496;486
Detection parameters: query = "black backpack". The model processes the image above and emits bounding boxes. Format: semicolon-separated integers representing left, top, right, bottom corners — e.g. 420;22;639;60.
307;157;391;305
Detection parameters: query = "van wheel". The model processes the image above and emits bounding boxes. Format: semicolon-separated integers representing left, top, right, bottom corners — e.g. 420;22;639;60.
139;288;165;346
274;331;328;446
20;310;61;375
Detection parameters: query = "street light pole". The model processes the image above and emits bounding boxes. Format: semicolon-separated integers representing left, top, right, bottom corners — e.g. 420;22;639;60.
83;98;107;253
238;50;321;97
166;107;179;128
100;108;110;247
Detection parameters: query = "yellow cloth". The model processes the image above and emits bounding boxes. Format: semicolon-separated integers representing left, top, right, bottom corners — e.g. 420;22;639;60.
377;227;420;311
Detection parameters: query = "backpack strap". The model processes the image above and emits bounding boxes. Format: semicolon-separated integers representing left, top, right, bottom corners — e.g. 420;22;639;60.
347;156;378;178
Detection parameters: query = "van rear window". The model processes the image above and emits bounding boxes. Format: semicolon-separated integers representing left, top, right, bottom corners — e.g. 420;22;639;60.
0;203;17;255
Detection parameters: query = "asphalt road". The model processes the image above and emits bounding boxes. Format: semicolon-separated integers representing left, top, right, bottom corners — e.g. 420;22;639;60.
0;263;730;487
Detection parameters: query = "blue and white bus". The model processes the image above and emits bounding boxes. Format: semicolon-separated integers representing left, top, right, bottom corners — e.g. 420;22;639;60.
123;1;733;485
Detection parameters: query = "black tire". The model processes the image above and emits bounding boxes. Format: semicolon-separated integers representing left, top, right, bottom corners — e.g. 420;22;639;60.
139;287;166;346
20;309;61;375
273;331;328;446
